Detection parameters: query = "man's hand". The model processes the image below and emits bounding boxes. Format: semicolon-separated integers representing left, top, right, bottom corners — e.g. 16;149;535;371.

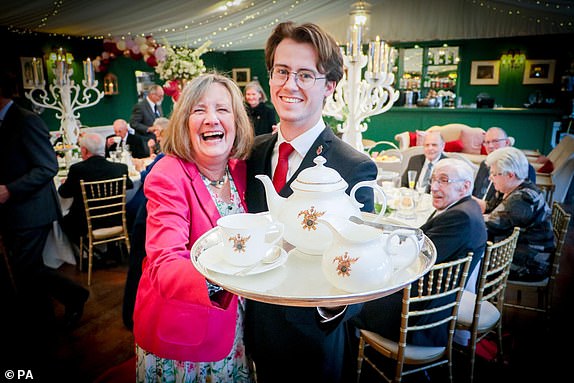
0;184;10;204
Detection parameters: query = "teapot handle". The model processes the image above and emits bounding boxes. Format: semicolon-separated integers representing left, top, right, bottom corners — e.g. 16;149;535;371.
350;180;387;220
385;229;420;271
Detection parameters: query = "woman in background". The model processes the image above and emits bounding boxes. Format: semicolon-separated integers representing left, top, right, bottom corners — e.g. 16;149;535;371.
243;80;276;136
132;72;254;382
484;146;555;282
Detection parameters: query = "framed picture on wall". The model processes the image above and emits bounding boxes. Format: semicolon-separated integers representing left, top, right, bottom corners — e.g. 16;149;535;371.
20;57;44;89
470;60;500;85
232;68;251;86
523;60;556;85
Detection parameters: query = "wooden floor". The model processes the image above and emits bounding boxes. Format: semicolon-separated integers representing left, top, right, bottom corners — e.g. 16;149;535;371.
5;199;574;383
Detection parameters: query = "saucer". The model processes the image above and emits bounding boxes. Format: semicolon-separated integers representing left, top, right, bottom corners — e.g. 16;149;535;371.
199;244;288;276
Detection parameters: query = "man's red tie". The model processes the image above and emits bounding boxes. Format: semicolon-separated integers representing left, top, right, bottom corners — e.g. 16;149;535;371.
272;142;294;192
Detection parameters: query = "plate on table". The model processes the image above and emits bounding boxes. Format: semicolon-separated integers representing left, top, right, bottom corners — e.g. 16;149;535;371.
199;242;288;276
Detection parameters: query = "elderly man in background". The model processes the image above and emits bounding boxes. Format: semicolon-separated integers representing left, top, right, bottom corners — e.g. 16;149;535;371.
473;126;536;213
401;131;448;192
58;133;133;246
353;158;487;353
105;118;149;159
130;84;164;145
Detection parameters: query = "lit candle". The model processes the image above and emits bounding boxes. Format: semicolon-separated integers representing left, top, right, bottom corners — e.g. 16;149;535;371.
32;58;39;86
373;36;381;73
55;60;63;85
84;58;94;86
348;24;362;58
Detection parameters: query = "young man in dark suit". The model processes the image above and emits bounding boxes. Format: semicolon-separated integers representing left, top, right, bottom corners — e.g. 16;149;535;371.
105;118;149;159
0;72;89;368
243;22;378;383
58;132;133;244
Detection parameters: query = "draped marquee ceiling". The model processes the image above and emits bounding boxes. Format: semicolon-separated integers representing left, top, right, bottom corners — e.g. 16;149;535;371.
1;0;573;51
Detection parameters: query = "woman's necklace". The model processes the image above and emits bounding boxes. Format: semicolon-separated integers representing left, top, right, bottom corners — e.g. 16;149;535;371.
202;167;229;189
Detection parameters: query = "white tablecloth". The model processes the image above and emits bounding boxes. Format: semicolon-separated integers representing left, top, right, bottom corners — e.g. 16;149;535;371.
42;173;141;269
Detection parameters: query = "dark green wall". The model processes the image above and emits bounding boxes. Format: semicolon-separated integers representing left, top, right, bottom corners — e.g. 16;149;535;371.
394;34;573;110
3;27;573;135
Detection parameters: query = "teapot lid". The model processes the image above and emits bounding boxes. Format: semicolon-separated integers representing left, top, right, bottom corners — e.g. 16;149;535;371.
291;156;348;192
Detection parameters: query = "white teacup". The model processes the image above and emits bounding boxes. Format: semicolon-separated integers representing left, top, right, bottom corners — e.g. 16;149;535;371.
217;213;284;267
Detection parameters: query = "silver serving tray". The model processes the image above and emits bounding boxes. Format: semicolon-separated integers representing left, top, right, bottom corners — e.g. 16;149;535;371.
190;213;436;307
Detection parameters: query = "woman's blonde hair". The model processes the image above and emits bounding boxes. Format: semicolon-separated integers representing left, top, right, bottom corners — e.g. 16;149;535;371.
244;80;268;103
162;72;253;161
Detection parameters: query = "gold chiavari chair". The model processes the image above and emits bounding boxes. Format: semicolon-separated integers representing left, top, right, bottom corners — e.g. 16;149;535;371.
79;176;130;286
356;255;473;383
455;227;520;383
504;202;571;318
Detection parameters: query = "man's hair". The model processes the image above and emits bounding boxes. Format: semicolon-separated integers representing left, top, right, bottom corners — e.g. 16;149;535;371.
80;132;105;157
434;158;475;196
264;22;344;84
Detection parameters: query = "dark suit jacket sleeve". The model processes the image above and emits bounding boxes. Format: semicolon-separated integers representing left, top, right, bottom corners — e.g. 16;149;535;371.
127;134;149;158
58;164;81;199
6;110;58;203
420;208;474;263
130;102;151;135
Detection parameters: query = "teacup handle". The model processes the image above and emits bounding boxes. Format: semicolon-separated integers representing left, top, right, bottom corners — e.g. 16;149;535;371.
350;180;387;220
385;229;420;271
265;222;284;247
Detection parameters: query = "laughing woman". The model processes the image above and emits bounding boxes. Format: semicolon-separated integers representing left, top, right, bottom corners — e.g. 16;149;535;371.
133;72;254;382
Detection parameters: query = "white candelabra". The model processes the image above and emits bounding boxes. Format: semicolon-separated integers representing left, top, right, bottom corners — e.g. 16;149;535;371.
323;26;399;153
25;54;104;146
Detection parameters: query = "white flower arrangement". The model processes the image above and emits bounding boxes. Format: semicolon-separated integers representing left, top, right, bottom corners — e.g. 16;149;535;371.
155;41;211;81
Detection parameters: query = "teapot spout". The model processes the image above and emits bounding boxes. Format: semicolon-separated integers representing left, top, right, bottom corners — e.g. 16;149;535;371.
255;174;286;220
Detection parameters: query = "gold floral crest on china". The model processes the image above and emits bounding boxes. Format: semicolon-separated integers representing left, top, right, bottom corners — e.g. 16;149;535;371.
256;156;387;255
228;234;250;253
297;206;325;231
333;252;358;277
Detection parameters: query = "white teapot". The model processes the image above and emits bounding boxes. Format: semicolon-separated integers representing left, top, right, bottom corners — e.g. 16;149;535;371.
320;216;420;293
256;156;386;255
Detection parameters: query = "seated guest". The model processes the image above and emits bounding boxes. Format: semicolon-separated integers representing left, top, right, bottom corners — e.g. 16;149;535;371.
401;131;448;192
473;127;536;213
58;133;133;245
105;118;149;159
147;116;169;158
352;158;487;349
484;146;555;282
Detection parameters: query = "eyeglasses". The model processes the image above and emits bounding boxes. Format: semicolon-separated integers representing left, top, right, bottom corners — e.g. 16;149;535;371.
483;138;507;145
269;67;326;89
430;176;466;186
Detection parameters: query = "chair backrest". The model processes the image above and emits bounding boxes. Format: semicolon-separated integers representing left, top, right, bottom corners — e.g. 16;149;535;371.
80;176;128;234
549;202;572;291
473;227;520;326
396;255;473;371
